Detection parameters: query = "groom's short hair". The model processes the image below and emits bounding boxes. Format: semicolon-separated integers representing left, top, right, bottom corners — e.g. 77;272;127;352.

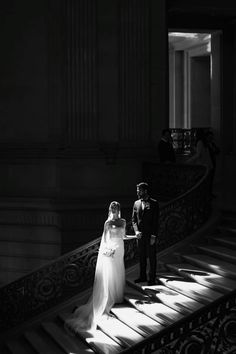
137;182;149;192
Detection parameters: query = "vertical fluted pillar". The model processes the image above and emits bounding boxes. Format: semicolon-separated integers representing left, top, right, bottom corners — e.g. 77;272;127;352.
119;0;150;142
65;0;97;144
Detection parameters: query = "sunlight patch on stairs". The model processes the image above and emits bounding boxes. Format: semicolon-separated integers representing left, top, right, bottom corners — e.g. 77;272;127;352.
126;294;184;326
111;304;165;336
141;284;203;314
85;329;122;354
166;262;236;293
98;314;144;346
158;275;222;305
182;253;236;279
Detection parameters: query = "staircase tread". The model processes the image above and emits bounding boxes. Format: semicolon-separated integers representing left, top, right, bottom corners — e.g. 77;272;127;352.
42;321;93;353
76;327;123;354
141;284;203;314
24;330;65;354
210;235;236;244
208;236;236;248
182;253;236;277
97;314;144;347
166;262;236;291
5;339;34;354
158;274;222;305
218;225;236;233
197;245;236;256
124;289;184;326
59;312;122;353
111;304;165;336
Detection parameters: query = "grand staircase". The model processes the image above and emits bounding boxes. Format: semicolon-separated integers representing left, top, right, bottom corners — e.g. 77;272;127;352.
1;210;236;354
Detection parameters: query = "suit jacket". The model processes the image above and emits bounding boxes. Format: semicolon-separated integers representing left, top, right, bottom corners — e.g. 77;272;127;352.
132;197;159;237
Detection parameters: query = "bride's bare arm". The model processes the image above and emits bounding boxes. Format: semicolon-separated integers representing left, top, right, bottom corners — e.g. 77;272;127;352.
103;221;110;244
121;219;127;239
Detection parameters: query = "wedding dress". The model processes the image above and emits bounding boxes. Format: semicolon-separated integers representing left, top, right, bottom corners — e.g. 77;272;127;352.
65;218;126;333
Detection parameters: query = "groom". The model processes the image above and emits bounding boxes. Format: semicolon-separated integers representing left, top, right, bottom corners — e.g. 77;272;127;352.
132;182;159;285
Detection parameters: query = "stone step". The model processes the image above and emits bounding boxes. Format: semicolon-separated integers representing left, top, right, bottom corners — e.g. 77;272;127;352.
97;314;144;348
4;337;35;354
208;235;236;249
196;245;236;264
59;299;164;350
124;288;184;327
166;262;236;293
157;274;222;305
42;321;93;354
182;253;236;279
217;225;236;236
141;284;204;315
24;329;65;354
79;328;123;353
111;303;165;337
59;312;122;353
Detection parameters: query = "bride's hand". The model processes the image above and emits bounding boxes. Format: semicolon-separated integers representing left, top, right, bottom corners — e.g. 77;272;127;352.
136;231;142;239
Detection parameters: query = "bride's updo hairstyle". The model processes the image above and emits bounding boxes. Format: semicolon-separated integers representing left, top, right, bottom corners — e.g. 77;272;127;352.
108;201;121;220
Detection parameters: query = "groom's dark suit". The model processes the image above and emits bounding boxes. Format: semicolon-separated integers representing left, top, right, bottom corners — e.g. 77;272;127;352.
132;197;159;283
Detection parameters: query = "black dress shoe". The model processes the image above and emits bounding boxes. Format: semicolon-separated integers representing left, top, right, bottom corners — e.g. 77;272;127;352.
134;277;147;283
147;280;156;286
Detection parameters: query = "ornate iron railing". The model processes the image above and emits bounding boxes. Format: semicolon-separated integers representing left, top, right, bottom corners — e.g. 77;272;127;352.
0;163;211;333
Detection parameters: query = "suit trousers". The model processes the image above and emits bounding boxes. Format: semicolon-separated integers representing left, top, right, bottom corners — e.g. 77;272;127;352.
137;236;157;281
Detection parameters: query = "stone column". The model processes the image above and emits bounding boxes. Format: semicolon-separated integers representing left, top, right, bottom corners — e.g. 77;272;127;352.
150;0;169;142
65;0;98;145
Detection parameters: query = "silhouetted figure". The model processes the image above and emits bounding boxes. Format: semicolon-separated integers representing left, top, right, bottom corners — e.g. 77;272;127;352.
187;128;213;171
158;129;176;163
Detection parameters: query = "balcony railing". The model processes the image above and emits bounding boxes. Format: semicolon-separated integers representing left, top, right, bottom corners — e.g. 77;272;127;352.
170;127;211;154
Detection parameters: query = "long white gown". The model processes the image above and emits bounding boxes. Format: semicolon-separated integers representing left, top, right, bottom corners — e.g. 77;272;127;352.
65;219;126;333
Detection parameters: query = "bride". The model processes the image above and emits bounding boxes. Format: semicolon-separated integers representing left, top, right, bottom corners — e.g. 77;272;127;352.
64;201;126;333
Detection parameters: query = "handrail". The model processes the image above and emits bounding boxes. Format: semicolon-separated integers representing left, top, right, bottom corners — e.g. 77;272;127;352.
0;163;211;333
